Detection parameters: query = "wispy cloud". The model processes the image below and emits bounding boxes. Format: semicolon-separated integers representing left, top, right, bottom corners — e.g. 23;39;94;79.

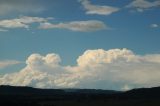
0;16;107;32
1;49;160;90
150;24;159;28
126;0;160;12
79;0;119;15
0;0;45;15
0;60;21;69
0;28;8;32
39;20;107;32
0;16;52;30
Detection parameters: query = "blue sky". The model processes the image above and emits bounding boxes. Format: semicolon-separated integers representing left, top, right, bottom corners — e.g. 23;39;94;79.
0;0;160;90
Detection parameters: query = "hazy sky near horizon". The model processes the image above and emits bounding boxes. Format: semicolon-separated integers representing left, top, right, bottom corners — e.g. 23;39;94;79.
0;0;160;90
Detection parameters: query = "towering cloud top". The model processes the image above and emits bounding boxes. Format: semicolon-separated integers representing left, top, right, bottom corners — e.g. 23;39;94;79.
1;49;160;90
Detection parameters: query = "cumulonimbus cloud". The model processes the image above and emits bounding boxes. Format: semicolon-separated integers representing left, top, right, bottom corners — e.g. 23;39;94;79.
39;20;107;32
1;48;160;90
79;0;119;15
126;0;160;12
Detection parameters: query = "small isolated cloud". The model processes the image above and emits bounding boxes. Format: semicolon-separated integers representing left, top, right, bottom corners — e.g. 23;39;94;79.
126;0;160;12
0;0;45;15
150;24;159;28
0;60;21;69
1;48;160;90
0;16;52;30
39;20;107;32
79;0;119;15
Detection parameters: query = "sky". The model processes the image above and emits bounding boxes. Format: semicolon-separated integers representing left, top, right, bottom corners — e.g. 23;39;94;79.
0;0;160;90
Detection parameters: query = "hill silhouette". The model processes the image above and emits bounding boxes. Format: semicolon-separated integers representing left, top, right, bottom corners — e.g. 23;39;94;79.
0;85;160;106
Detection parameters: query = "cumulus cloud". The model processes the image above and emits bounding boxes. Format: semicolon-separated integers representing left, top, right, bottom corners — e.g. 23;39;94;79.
26;53;61;69
0;0;45;15
79;0;119;15
126;0;160;12
0;16;52;30
0;60;21;69
1;48;160;90
0;53;74;88
39;20;107;32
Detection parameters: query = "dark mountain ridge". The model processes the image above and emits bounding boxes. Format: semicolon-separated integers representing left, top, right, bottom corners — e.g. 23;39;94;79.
0;85;160;106
0;85;118;95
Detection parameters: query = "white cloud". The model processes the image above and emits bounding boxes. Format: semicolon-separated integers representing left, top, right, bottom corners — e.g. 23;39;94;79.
0;53;73;88
77;49;136;66
39;20;107;32
126;0;160;12
0;16;106;32
79;0;119;15
0;16;51;29
1;48;160;90
0;60;21;69
26;53;61;69
0;0;45;15
150;24;159;28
